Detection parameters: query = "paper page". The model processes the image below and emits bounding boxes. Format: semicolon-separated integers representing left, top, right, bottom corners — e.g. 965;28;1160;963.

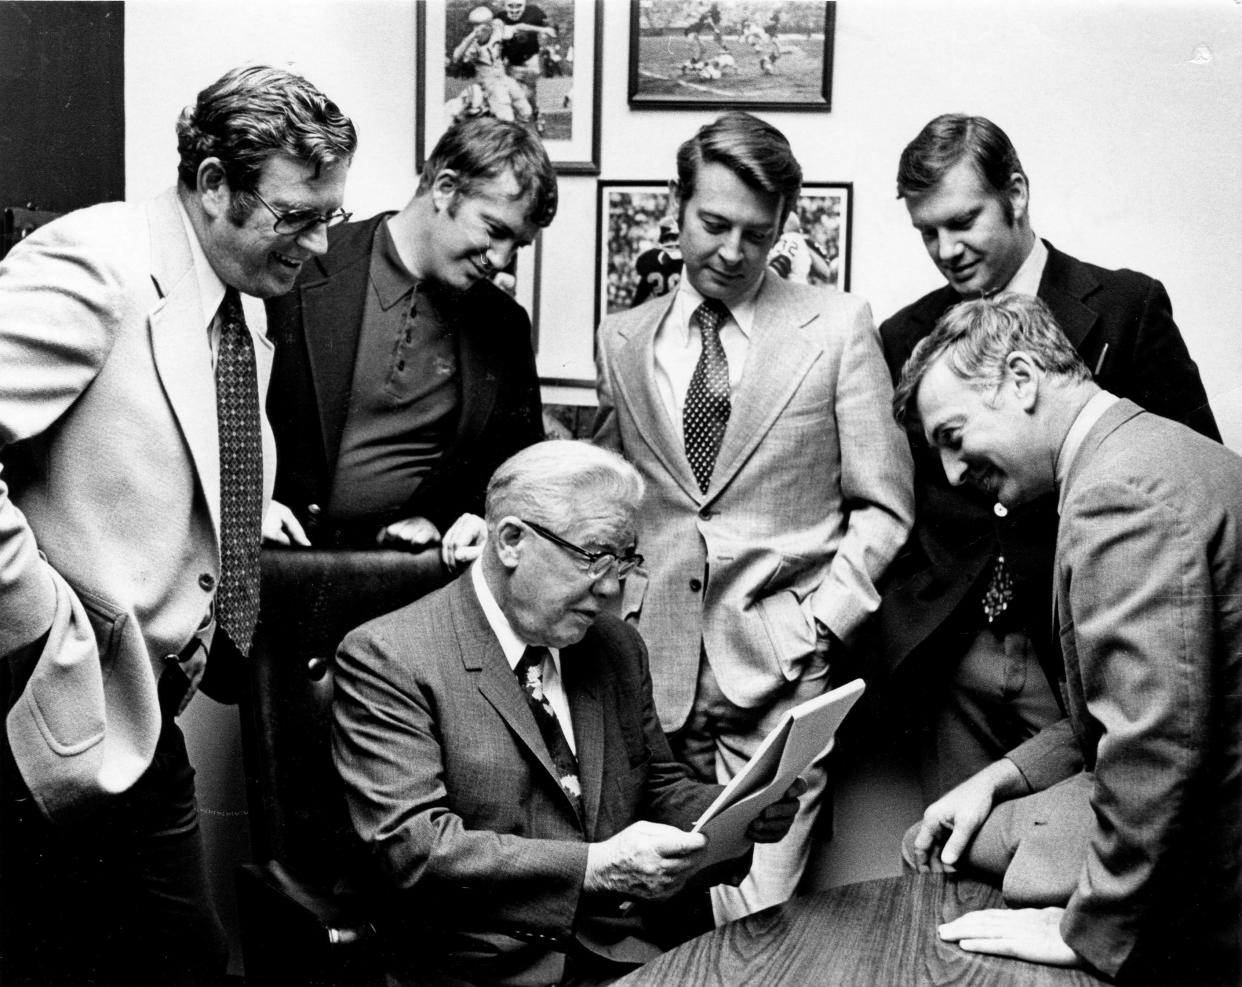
689;678;865;868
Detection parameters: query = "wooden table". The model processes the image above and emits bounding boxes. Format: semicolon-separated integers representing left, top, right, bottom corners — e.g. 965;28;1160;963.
615;874;1106;986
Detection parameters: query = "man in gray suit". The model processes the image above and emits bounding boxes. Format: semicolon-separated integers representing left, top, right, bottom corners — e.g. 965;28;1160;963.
594;111;913;921
893;294;1240;985
0;67;356;985
333;441;799;986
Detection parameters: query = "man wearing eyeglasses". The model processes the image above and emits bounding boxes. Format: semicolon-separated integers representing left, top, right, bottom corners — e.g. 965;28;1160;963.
0;67;355;985
333;440;802;987
264;115;553;574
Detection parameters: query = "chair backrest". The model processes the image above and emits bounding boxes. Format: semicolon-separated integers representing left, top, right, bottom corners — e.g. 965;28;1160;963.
241;547;448;886
2;206;61;260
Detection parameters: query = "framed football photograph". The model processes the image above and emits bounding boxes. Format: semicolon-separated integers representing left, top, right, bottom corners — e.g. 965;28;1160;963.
417;0;602;174
629;0;835;111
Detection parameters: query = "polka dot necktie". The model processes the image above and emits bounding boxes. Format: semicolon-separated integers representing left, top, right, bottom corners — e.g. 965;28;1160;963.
214;287;263;656
515;646;583;821
683;299;732;493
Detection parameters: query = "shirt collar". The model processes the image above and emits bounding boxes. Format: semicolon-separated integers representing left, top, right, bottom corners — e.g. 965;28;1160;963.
1000;236;1048;298
177;195;227;332
1056;389;1119;512
672;275;759;344
470;560;562;673
371;217;420;311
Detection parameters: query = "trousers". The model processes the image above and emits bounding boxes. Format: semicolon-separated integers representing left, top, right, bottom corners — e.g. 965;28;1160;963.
1;659;228;986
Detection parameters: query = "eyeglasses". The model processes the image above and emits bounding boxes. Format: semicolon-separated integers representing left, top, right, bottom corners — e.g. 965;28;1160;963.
522;519;643;579
251;189;352;236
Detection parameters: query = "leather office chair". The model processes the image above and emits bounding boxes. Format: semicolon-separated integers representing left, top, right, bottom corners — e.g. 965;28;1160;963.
1;206;61;260
236;546;449;987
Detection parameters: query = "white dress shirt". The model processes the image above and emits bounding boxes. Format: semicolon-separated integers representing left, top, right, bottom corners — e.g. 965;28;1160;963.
1056;389;1120;514
653;277;761;426
471;561;576;753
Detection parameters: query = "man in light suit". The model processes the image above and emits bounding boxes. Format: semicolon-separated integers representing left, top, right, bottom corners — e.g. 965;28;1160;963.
264;116;551;571
894;294;1240;986
876;114;1219;798
332;441;800;986
594;111;914;921
0;66;356;985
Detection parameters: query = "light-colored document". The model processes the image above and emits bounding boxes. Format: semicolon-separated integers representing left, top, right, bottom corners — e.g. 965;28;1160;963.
690;678;866;868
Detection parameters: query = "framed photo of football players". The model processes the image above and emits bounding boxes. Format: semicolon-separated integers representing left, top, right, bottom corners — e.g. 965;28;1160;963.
628;0;835;111
779;182;853;292
595;181;680;327
595;180;852;327
417;0;602;174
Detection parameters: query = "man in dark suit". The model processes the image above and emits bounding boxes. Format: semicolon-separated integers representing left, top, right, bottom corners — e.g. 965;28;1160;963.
875;114;1219;796
893;294;1240;986
264;115;551;571
332;440;800;987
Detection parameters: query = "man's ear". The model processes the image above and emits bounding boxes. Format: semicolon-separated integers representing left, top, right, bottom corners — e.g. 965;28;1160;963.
196;158;231;220
1005;172;1030;226
431;169;460;213
493;516;524;570
1006;351;1040;412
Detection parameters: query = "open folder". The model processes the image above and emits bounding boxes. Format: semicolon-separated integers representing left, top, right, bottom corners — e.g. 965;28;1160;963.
690;677;866;868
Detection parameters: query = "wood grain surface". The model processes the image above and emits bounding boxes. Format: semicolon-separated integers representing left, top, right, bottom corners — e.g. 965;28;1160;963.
615;874;1107;986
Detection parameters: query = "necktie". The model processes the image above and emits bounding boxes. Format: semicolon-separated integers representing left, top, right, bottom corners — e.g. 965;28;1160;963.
683;298;731;492
214;287;263;655
515;646;583;820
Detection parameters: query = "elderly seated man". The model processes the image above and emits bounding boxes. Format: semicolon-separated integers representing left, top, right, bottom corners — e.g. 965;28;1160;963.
332;440;801;987
892;294;1241;986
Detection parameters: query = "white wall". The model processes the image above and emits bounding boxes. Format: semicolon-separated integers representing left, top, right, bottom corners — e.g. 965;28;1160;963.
128;0;1242;440
123;0;1242;970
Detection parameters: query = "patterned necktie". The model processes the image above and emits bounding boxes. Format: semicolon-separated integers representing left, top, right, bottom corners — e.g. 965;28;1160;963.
515;646;583;820
683;298;732;493
215;287;263;655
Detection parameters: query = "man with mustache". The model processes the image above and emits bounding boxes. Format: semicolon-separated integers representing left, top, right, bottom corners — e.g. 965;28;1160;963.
875;113;1219;799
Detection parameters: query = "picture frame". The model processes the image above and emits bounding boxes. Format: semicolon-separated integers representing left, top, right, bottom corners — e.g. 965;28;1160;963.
417;0;602;174
595;180;853;326
628;1;835;110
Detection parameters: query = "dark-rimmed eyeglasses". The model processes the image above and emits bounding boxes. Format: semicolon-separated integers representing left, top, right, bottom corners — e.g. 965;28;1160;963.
252;189;352;236
522;519;643;579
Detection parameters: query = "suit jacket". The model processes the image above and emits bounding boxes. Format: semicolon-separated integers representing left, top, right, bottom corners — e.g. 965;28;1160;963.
594;277;913;731
265;213;543;538
875;242;1219;684
0;189;275;819
332;574;724;987
1005;400;1241;982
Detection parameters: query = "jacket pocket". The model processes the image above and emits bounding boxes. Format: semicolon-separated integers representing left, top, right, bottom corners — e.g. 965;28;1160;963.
27;585;124;755
755;586;818;681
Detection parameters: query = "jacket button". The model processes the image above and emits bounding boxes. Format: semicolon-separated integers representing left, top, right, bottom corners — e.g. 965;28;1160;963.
307;503;322;517
689;578;702;593
698;508;713;520
198;573;215;591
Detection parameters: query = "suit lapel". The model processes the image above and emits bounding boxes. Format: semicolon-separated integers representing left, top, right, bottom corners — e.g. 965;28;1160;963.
1038;241;1100;354
710;277;819;497
146;190;222;539
561;640;604;837
451;576;579;819
613;295;701;500
298;218;385;471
